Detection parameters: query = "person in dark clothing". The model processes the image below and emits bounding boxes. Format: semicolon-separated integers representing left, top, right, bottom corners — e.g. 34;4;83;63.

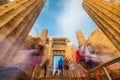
54;70;58;77
64;59;69;77
43;64;47;77
43;59;50;77
54;67;59;77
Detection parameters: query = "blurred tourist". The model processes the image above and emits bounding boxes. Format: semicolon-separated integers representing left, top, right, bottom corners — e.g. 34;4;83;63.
69;61;76;77
43;59;50;77
58;57;64;76
84;43;101;68
49;63;53;77
64;59;69;77
54;67;59;77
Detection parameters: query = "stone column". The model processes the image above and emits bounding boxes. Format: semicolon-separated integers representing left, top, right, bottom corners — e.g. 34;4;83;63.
65;46;72;60
44;37;54;77
83;0;120;51
39;29;48;45
48;37;53;65
66;38;70;46
71;44;77;62
34;29;49;78
0;0;45;63
76;30;86;46
38;29;48;67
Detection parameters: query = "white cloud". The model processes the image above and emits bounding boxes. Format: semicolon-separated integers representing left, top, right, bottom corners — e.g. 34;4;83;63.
57;0;85;30
56;0;86;44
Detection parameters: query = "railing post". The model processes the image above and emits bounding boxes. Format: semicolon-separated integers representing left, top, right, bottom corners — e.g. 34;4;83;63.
102;67;112;80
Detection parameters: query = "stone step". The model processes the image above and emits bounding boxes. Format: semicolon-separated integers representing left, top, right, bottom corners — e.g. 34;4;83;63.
39;76;120;80
39;77;86;80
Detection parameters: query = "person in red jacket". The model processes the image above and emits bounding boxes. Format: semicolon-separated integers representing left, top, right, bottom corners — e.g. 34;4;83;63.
75;45;89;79
75;46;84;63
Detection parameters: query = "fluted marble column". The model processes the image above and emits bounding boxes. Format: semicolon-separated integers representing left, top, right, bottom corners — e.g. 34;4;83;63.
39;29;48;45
0;0;45;62
34;29;49;77
83;0;120;51
71;44;77;62
76;30;86;46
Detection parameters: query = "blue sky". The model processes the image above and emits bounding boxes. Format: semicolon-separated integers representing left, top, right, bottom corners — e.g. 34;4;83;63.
29;0;98;45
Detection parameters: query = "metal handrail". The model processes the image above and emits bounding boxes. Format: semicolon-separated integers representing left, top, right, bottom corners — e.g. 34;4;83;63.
73;56;120;73
73;56;120;80
88;56;120;73
72;61;88;80
0;63;23;71
74;62;88;72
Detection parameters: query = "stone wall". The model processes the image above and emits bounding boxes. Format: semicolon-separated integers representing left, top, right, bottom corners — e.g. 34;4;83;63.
87;28;120;56
87;28;120;71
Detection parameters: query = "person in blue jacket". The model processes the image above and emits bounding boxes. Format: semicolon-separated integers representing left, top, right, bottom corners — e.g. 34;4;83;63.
58;57;64;76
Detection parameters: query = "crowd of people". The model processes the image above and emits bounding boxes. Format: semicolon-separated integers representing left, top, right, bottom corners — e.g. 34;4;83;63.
25;43;100;78
49;43;101;78
74;43;102;78
53;58;76;77
76;43;101;70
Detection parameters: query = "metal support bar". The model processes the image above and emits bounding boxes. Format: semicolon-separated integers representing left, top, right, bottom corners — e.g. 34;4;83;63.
102;67;112;80
89;56;120;73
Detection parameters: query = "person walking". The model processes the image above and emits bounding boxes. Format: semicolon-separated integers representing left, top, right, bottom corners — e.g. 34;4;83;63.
43;59;50;77
75;45;88;78
84;43;101;68
64;59;69;77
58;57;64;76
54;67;59;77
69;61;76;77
31;45;44;68
49;64;53;77
22;45;45;80
75;45;84;63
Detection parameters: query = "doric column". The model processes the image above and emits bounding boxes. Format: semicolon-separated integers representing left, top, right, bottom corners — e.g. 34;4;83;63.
82;0;120;51
65;46;72;60
76;30;86;46
39;29;48;45
33;29;49;77
48;37;53;65
38;29;48;67
71;44;77;62
0;0;45;62
66;38;70;46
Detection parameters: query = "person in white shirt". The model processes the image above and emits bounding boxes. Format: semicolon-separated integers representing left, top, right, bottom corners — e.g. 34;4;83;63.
84;43;101;68
49;64;53;77
69;61;76;77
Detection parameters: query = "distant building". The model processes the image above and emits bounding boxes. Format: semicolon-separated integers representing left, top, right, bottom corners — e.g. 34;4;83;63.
46;36;71;62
